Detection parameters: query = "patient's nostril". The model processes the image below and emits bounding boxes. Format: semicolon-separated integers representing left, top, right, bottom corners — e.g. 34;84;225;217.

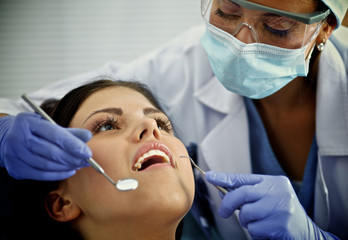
139;129;146;139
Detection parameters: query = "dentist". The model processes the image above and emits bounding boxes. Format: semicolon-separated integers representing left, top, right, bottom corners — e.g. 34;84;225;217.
1;0;347;239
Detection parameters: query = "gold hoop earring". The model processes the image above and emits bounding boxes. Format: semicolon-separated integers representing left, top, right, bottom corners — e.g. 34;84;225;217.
317;39;326;52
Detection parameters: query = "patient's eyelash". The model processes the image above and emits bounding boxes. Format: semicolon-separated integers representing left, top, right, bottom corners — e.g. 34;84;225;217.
155;117;173;133
92;116;120;134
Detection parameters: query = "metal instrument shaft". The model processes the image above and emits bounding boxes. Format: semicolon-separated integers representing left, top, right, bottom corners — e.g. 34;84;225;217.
22;94;117;186
180;155;228;195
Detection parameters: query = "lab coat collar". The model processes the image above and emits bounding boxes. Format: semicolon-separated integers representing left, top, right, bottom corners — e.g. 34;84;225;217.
316;40;348;156
194;75;252;174
194;75;242;115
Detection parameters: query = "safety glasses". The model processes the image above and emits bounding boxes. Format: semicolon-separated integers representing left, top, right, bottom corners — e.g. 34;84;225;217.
201;0;331;49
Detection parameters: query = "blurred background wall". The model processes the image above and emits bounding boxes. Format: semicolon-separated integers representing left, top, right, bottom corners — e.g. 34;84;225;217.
0;0;201;98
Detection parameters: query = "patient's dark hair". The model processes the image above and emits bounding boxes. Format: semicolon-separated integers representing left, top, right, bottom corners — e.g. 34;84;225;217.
43;79;164;127
1;80;170;240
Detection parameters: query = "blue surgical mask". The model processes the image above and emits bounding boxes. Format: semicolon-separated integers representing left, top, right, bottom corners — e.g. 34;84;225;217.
200;23;315;99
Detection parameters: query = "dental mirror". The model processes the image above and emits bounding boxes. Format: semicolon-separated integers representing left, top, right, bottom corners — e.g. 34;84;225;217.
116;178;139;191
22;94;139;192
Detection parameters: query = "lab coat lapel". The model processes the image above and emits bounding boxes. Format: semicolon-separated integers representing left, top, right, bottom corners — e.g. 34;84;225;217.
314;40;348;233
316;41;348;156
193;76;252;240
194;76;252;174
314;156;330;230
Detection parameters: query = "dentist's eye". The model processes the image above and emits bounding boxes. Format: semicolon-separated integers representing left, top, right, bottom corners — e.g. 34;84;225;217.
155;117;173;133
93;116;120;134
261;16;296;38
214;8;240;20
264;24;289;38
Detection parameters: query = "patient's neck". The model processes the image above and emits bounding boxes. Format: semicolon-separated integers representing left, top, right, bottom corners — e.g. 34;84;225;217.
77;216;180;240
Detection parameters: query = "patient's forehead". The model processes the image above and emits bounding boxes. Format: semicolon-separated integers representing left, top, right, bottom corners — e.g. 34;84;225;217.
70;87;158;127
82;87;156;113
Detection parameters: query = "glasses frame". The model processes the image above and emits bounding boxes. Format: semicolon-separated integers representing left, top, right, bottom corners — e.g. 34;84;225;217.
228;0;331;24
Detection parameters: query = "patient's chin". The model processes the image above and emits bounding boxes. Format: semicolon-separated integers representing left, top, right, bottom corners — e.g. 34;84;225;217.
136;185;192;223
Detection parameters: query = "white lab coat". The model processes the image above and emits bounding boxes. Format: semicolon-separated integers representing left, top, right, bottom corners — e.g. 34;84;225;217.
1;24;347;239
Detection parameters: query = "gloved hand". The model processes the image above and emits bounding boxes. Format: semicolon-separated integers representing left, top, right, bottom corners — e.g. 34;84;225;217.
205;171;339;240
0;112;92;180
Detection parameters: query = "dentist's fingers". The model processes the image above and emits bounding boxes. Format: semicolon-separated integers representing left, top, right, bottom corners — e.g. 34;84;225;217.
7;157;77;180
218;184;267;218
2;112;92;180
30;121;92;159
205;171;263;188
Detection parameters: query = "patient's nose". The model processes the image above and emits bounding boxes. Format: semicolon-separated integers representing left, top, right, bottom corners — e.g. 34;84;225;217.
133;118;161;142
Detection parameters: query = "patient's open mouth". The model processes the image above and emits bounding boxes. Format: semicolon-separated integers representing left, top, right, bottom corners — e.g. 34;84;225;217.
134;150;171;171
132;142;174;171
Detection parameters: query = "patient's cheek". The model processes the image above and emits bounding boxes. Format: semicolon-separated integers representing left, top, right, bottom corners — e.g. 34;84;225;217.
87;142;112;167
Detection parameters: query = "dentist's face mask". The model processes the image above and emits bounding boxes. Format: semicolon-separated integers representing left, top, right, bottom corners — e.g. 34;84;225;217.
200;0;329;99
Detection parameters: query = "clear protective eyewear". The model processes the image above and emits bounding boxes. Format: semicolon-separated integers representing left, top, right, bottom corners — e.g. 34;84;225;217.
201;0;331;49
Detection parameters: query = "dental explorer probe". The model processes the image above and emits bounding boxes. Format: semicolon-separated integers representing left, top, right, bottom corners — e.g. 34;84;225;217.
180;156;241;216
22;94;138;191
180;156;228;195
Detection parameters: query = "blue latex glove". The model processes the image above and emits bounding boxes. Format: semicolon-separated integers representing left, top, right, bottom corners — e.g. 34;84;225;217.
205;171;339;240
0;113;92;180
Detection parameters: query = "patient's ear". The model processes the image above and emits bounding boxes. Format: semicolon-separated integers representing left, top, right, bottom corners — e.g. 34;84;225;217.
45;191;81;222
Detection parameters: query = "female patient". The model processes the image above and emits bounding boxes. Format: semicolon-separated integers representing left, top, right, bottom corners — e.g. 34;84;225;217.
2;80;194;240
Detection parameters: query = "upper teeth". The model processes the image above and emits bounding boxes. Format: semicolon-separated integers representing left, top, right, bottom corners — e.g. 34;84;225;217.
134;149;170;170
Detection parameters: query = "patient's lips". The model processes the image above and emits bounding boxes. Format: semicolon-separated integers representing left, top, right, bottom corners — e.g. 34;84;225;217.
133;141;174;171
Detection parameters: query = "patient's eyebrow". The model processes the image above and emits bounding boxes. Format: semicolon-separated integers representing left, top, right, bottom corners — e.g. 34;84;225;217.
83;107;123;125
143;107;164;116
